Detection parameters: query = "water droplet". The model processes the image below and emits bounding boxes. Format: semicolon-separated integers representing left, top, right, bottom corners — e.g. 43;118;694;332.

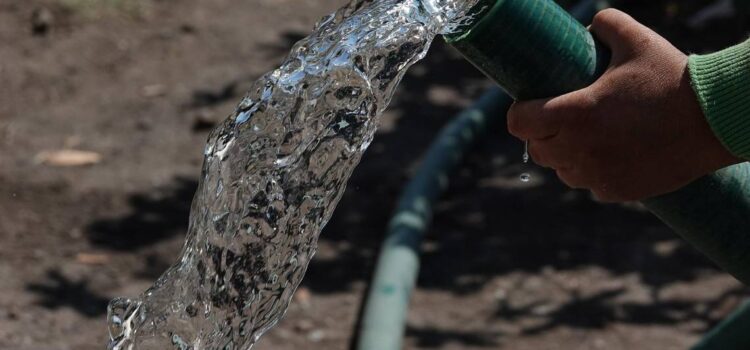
520;173;531;183
522;140;530;164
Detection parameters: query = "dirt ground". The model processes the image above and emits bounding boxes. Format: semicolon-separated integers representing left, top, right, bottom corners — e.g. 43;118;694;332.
1;0;749;349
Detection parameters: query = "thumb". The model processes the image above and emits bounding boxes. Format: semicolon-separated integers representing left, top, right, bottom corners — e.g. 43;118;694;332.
589;9;652;63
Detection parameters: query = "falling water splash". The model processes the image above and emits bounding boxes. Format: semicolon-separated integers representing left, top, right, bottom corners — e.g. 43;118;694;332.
107;1;478;349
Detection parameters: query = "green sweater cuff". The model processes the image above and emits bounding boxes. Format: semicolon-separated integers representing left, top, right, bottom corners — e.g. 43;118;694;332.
689;39;750;160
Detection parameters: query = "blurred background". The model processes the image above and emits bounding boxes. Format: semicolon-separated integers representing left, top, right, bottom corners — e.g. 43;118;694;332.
1;0;749;349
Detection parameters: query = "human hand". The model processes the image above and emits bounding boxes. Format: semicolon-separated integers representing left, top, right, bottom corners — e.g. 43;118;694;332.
507;9;742;202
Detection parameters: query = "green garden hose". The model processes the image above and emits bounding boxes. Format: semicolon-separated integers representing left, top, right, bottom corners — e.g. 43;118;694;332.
693;301;750;350
356;88;512;350
446;0;610;100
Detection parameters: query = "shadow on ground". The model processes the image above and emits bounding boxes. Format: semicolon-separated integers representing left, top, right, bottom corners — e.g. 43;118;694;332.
85;177;197;251
26;270;111;318
405;326;501;348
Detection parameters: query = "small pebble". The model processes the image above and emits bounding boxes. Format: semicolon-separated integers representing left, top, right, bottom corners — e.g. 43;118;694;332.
307;330;324;342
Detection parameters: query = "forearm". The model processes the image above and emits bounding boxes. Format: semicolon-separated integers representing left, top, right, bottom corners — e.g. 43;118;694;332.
689;39;750;160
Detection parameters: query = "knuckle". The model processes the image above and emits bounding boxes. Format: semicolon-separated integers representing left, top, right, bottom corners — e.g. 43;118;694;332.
576;92;599;111
551;92;598;124
566;96;598;125
634;31;659;51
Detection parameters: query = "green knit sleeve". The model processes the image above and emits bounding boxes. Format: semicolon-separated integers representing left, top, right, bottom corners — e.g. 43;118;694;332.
689;39;750;160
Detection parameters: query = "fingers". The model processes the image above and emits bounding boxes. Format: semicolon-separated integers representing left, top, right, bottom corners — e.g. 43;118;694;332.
507;99;559;140
528;137;574;170
507;89;594;141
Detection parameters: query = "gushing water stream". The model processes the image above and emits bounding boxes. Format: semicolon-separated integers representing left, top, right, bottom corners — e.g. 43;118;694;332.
107;0;478;349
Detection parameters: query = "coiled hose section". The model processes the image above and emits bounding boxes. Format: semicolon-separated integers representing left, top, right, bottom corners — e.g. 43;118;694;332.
355;88;511;350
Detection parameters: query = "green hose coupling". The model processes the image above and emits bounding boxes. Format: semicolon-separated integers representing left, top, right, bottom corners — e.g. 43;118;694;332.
446;0;610;100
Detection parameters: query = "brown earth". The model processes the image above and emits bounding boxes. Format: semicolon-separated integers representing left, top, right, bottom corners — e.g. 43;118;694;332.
0;0;748;349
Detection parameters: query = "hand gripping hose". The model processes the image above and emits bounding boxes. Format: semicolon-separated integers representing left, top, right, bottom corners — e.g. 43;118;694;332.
448;0;750;286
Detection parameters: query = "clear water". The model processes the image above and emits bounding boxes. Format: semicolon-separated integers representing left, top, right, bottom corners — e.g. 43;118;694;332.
520;140;531;182
519;173;531;183
106;1;478;349
522;140;529;164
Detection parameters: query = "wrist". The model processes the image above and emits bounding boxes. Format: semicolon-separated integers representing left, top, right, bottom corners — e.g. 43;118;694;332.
689;40;750;160
672;60;740;183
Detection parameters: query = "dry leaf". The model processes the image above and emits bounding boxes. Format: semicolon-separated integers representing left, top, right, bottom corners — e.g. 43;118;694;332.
36;149;102;167
75;252;110;265
294;287;312;308
142;84;167;97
